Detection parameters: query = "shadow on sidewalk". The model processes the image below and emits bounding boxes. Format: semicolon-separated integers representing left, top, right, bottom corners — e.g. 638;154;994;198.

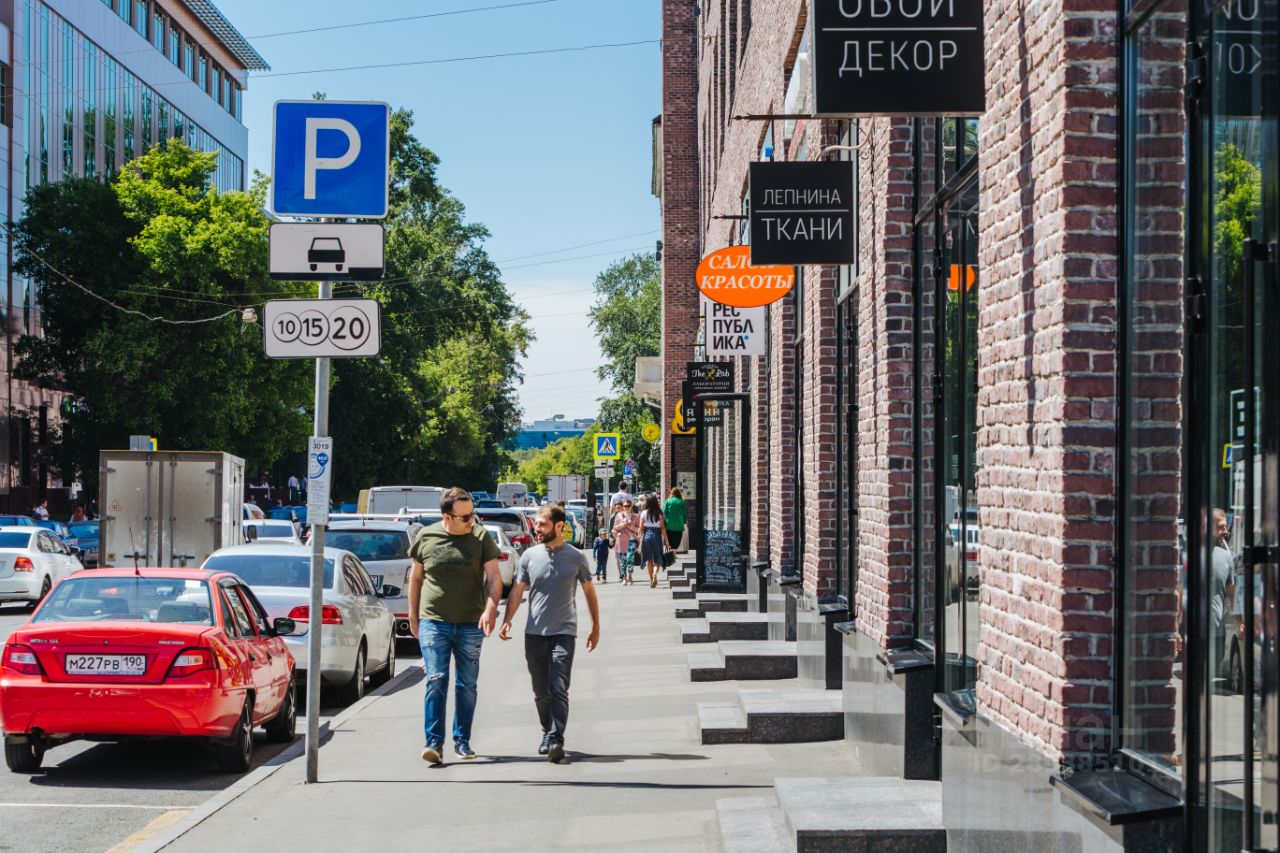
314;778;769;791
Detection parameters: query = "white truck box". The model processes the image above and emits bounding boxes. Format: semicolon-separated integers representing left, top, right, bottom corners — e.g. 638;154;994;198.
367;486;444;515
546;474;586;505
99;450;245;568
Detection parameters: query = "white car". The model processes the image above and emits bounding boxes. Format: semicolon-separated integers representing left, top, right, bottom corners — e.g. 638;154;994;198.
243;519;303;545
0;526;83;609
202;544;397;706
325;520;421;639
482;524;518;592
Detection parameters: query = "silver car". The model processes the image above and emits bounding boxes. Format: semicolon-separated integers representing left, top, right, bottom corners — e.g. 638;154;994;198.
202;544;397;706
0;527;83;609
325;520;420;638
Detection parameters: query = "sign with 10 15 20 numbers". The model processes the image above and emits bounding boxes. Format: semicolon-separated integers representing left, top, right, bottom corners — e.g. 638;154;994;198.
263;299;381;359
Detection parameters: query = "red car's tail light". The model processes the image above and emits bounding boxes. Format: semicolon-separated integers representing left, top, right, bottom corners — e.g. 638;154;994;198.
288;605;343;625
501;552;511;561
511;534;532;549
2;644;43;676
165;648;214;678
12;557;33;573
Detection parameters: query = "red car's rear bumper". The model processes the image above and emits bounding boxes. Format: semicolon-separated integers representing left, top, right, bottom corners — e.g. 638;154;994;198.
0;673;244;738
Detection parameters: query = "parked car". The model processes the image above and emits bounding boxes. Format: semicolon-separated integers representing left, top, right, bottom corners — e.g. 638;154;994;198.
0;516;36;527
201;544;396;705
325;520;419;638
67;521;99;568
470;491;493;501
475;508;534;556
0;527;83;610
482;524;518;593
564;506;588;547
35;520;76;547
1;568;297;773
243;519;303;545
473;499;504;508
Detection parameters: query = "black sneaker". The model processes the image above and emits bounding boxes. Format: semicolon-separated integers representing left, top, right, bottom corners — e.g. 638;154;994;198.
538;733;552;756
547;741;565;764
454;740;477;760
421;742;443;765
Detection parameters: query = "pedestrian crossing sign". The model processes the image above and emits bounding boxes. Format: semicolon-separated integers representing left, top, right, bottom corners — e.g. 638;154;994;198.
594;433;622;461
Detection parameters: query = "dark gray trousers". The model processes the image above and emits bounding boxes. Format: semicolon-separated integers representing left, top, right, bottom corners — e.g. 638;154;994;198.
524;633;576;743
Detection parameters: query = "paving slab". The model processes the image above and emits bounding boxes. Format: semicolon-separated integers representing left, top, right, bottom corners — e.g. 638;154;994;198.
145;569;858;853
774;777;945;853
716;796;792;853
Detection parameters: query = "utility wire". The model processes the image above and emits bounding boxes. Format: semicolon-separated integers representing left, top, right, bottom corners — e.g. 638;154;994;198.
248;0;566;40
255;40;660;79
493;229;658;263
501;245;654;271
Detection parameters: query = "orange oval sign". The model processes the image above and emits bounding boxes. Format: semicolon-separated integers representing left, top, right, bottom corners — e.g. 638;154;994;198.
696;246;795;308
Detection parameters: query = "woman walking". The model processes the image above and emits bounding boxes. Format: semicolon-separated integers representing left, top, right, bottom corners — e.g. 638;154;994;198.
611;500;641;585
639;494;668;589
663;487;686;552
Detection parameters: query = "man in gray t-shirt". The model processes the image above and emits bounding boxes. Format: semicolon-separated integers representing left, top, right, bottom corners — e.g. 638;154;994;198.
500;505;601;763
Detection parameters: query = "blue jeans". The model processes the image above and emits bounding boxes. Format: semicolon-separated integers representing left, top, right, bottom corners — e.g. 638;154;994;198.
418;620;484;746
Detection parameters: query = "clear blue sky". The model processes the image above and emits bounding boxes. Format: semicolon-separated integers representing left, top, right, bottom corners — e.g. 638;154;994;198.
214;0;661;422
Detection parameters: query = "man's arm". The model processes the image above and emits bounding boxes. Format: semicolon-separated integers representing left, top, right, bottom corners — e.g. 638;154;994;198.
478;558;502;636
406;559;425;639
498;580;526;641
582;579;601;652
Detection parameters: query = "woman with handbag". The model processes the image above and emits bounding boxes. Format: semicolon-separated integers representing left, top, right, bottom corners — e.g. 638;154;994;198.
612;501;641;585
638;494;669;589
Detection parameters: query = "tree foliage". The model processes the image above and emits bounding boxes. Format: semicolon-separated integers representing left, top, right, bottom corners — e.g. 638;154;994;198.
11;141;312;490
327;109;529;495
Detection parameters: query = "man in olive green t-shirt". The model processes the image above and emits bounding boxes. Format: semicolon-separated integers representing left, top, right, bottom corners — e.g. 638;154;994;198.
407;488;501;765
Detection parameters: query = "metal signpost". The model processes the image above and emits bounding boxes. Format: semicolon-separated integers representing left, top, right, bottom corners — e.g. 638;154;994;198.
269;99;389;785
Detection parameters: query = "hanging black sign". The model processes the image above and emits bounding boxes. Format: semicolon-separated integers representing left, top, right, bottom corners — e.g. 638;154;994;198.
686;361;735;395
749;161;855;265
701;399;733;427
681;380;699;429
810;0;985;117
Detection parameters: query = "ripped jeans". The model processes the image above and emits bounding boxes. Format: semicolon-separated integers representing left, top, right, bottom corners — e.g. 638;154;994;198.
418;620;485;746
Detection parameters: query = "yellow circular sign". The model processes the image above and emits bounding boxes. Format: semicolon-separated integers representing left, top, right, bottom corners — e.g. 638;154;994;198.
671;400;694;435
642;423;661;443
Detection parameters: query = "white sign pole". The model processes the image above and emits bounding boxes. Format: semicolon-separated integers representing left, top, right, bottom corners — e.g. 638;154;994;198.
305;287;331;784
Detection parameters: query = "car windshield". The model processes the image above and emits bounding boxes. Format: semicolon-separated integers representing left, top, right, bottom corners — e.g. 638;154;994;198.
203;554;336;588
68;522;99;539
32;577;214;625
326;530;409;561
253;522;296;539
0;532;33;549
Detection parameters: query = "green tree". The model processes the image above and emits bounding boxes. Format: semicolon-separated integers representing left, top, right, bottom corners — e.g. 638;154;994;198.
587;253;661;391
11;140;312;492
327;109;529;495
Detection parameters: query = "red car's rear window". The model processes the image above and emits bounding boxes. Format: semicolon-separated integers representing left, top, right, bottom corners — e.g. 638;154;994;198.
32;576;214;625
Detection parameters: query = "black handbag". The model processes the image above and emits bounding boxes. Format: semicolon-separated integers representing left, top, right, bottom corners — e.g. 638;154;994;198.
662;549;677;568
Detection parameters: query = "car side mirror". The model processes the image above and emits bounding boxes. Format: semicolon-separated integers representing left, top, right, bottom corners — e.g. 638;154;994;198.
245;526;258;543
272;617;297;636
379;585;402;599
69;546;81;557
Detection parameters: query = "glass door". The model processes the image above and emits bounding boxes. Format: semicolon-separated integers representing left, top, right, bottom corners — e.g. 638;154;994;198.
1199;1;1279;850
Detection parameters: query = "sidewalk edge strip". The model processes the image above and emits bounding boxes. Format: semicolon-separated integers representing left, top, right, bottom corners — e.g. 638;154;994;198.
131;662;423;853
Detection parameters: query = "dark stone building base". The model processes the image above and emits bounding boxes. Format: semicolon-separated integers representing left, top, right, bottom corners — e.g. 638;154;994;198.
840;625;937;780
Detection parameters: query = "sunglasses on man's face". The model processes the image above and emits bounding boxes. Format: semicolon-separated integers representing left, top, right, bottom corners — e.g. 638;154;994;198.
447;512;476;523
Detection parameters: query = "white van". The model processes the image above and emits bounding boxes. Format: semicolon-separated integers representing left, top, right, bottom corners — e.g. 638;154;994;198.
366;486;444;515
496;482;529;507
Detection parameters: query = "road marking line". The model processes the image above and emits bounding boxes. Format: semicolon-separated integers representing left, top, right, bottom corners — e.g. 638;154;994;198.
104;809;190;853
0;803;192;810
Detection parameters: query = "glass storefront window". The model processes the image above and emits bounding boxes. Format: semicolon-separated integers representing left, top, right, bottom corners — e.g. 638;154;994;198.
914;117;939;647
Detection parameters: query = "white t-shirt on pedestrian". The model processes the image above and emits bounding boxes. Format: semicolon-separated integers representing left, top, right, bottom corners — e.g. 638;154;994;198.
610;489;634;508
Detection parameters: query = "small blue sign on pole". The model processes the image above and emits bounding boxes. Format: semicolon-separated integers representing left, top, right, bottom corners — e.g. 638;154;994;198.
272;100;391;218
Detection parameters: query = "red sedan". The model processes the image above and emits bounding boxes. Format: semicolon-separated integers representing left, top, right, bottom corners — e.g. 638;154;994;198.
1;568;296;773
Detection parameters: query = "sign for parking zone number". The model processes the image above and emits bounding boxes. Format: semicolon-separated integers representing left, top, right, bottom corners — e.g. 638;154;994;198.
272;100;391;218
594;433;622;461
307;437;333;526
263;299;382;358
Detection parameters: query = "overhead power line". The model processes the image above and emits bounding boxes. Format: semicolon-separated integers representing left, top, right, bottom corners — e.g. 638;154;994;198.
493;229;658;263
255;39;661;79
248;0;566;40
501;245;654;271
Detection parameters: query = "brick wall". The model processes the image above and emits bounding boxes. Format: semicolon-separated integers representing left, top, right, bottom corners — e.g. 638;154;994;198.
975;0;1119;763
660;0;700;497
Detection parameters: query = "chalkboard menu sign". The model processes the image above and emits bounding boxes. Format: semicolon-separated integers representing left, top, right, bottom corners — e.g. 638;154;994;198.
702;528;744;590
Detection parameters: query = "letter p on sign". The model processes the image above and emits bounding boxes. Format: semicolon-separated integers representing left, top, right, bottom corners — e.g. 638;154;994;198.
272;101;390;219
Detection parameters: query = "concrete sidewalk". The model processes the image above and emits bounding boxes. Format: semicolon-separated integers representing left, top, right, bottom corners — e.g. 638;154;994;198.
152;573;860;852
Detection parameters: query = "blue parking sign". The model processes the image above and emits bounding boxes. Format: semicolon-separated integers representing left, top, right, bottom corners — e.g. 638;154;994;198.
272;101;390;218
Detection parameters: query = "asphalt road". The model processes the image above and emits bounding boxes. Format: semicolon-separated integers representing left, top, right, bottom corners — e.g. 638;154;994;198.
0;603;422;853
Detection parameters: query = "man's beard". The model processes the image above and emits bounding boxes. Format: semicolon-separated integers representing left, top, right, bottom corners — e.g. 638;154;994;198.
540;529;557;544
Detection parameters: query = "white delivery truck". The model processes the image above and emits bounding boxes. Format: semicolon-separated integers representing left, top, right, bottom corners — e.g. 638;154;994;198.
496;482;529;507
366;486;444;515
99;450;245;568
546;474;586;505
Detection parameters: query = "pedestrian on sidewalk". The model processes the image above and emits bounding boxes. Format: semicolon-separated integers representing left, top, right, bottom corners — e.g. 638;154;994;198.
499;504;601;763
611;501;640;584
591;530;610;582
609;480;634;516
663;487;686;552
407;487;503;765
639;493;668;589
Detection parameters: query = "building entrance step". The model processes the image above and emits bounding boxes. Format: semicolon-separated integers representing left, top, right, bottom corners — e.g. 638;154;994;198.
716;796;793;853
672;587;696;600
680;619;712;644
674;593;752;618
774;776;945;853
688;640;799;682
698;687;843;744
